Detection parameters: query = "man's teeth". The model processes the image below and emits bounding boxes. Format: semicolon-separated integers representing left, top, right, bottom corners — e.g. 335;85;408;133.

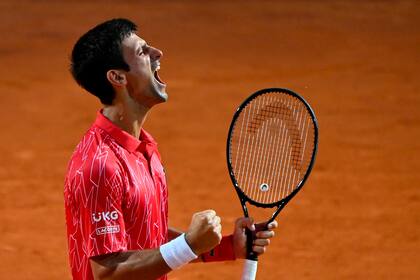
153;64;160;72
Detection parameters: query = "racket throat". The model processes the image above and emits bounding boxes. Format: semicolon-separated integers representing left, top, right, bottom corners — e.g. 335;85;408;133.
241;198;250;218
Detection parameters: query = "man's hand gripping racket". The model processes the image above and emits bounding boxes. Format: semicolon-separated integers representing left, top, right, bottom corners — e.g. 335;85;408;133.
226;88;319;280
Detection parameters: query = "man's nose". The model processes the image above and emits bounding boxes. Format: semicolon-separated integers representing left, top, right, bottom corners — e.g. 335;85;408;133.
150;46;163;60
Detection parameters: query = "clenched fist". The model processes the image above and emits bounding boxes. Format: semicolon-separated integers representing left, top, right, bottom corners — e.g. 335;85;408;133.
185;210;222;255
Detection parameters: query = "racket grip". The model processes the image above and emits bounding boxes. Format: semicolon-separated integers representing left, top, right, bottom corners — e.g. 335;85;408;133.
241;259;258;280
245;223;268;261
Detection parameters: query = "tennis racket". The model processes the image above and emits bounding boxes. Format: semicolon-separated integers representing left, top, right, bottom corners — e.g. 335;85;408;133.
226;88;318;280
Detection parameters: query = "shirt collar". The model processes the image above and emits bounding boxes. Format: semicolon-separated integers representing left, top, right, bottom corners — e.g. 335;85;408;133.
93;110;157;154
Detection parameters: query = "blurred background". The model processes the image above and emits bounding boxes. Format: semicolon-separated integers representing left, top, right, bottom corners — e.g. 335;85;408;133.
0;0;419;279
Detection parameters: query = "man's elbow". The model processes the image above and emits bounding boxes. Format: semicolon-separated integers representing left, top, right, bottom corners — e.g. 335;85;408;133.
90;257;119;280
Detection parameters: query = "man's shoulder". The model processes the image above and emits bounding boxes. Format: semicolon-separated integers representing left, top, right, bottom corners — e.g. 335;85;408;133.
66;126;122;180
64;126;126;206
73;125;116;155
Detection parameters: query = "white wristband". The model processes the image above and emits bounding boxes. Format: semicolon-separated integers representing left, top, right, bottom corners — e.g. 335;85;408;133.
160;233;198;270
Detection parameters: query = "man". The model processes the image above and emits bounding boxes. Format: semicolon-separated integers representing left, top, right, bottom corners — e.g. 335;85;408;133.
64;18;277;280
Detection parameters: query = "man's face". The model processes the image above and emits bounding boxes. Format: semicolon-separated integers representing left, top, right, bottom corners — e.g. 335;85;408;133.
121;33;167;107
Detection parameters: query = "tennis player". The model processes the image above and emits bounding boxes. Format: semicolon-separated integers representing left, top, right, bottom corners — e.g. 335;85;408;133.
64;18;278;280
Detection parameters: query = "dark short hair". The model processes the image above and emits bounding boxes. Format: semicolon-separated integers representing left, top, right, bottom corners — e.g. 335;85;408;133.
70;18;137;105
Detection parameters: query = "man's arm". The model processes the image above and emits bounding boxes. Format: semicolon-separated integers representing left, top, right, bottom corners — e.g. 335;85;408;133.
169;218;278;264
168;227;183;241
90;249;170;280
90;210;222;280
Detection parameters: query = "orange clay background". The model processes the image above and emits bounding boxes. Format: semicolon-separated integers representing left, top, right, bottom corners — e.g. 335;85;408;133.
0;1;419;279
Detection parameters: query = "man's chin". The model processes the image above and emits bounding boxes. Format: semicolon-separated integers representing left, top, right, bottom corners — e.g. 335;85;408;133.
146;83;168;106
158;94;168;103
153;90;168;104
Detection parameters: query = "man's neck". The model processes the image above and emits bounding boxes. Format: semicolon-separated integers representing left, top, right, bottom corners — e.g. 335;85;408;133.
102;101;149;139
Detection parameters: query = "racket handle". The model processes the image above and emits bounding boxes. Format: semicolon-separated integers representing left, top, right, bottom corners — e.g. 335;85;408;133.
245;223;268;261
241;259;258;280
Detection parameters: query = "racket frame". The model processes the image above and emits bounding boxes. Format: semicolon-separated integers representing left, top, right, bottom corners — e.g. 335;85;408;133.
226;88;319;260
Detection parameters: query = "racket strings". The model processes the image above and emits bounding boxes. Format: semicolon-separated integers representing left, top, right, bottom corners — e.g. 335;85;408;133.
230;92;315;204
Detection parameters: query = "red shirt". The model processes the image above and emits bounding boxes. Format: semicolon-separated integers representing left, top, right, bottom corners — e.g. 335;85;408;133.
64;111;168;280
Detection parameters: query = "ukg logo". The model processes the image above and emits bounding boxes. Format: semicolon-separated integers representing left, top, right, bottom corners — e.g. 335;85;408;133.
92;211;119;223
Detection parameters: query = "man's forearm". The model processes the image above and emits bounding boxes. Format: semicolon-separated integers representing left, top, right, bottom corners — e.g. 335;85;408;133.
166;227;203;263
90;249;171;280
168;227;183;240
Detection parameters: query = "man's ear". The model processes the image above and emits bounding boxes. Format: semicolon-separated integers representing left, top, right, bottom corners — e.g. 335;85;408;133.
106;70;127;86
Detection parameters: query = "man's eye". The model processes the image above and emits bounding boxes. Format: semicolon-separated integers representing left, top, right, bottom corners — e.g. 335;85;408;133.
138;45;149;56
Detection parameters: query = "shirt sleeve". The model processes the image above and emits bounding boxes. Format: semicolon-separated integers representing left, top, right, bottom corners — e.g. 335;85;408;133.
69;149;128;259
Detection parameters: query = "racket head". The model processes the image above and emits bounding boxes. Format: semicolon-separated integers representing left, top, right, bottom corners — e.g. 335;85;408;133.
226;88;318;209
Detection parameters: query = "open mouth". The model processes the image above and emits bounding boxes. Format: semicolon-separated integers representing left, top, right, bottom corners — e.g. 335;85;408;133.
154;70;165;85
152;62;166;86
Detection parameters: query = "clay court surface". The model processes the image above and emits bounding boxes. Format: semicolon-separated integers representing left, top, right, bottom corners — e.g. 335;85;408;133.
0;0;419;279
